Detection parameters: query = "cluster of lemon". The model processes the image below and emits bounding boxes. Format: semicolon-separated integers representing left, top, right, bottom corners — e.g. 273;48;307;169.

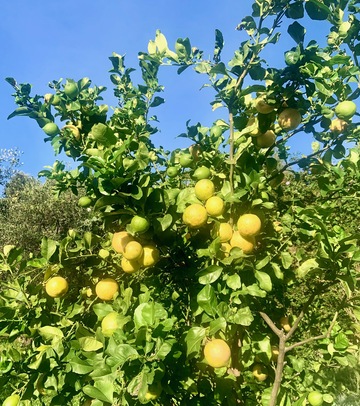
182;177;262;255
246;96;302;148
44;215;160;303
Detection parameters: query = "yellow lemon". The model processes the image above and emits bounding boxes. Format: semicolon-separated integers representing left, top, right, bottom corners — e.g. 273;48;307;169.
183;204;208;228
95;278;119;301
45;276;69;298
139;245;160;268
278;108;302;130
205;196;225;217
217;223;233;242
121;257;141;273
195;179;215;201
204;339;231;368
237;214;262;237
123;241;143;260
230;231;255;254
112;231;134;254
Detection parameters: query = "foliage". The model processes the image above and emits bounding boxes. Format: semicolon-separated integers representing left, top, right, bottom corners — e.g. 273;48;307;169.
1;0;360;405
0;174;97;255
0;148;22;188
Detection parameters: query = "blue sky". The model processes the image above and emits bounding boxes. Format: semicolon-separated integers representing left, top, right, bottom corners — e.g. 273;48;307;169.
1;1;336;179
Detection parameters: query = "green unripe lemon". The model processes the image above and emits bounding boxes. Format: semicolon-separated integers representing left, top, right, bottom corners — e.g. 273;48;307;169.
130;215;150;234
64;81;79;99
179;153;194;168
193;166;211;180
335;101;357;120
2;394;20;406
42;122;60;136
307;391;324;406
166;166;179;178
78;196;92;208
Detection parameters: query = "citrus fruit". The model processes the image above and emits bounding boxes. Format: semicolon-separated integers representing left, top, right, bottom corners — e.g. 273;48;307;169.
179;153;194;168
64;81;79;99
280;316;291;332
78;196;92;208
45;276;69;298
130;215;150;234
220;243;232;256
256;130;276;148
2;394;20;406
217;223;233;242
166;166;179;178
237;214;261;237
123;241;143;260
255;97;275;114
335;100;357;120
329;118;347;133
205;196;225;217
144;382;162;400
121;257;141;273
195;179;215;201
112;231;134;254
95;278;119;301
101;312;122;337
204;339;231;368
63;124;81;140
139;245;160;268
230;231;255;254
246;117;261;137
183;204;208;228
271;346;279;362
193;166;211;180
307;391;324;406
278;108;302;130
252;364;268;381
42;122;60;136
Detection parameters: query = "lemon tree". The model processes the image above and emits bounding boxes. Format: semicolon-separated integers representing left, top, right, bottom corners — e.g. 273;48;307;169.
2;1;360;405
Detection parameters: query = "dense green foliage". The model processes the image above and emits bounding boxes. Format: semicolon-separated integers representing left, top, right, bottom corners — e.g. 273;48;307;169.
0;173;96;255
1;0;360;405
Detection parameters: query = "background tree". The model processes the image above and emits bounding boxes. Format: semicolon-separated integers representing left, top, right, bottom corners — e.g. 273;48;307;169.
0;148;22;189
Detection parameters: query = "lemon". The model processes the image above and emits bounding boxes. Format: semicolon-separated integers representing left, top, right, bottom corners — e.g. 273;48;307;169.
217;223;233;242
121;257;141;273
42;122;60;136
183;204;208;228
307;391;324;406
278;108;302;130
237;214;261;237
130;215;150;234
95;278;119;301
78;196;92;208
45;276;69;298
230;231;255;254
204;339;231;368
335;100;357;120
2;394;20;406
123;241;143;260
193;166;211;180
205;196;225;217
101;312;122;337
255;97;275;114
139;245;160;267
256;130;276;148
195;179;215;201
329;118;347;133
252;364;268;381
111;231;134;254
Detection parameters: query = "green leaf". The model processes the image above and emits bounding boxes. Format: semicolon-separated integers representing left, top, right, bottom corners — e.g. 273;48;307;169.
226;274;241;290
208;317;227;336
297;258;319;278
41;238;57;261
197;285;218;316
231;306;254;326
305;0;330;20
255;271;272;292
285;2;304;19
281;252;293;269
334;332;349;350
288;22;306;44
7;106;33;120
197;265;223;285
155;30;168;53
83;382;113;403
185;326;206;358
78;337;104;352
38;326;64;341
175;38;191;60
106;342;139;365
158;213;173;231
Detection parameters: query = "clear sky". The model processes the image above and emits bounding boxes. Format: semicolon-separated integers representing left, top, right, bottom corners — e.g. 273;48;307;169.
1;1;337;179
